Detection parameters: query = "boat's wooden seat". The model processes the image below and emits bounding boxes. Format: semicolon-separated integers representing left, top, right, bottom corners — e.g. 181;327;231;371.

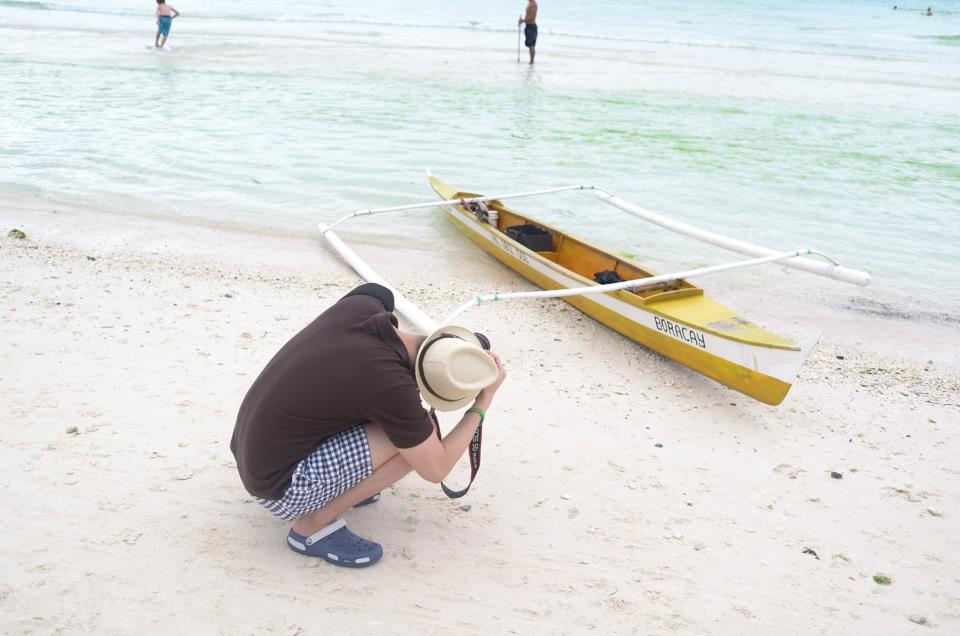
640;287;703;303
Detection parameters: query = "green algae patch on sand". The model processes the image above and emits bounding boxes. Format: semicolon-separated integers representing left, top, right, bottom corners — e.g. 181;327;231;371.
7;228;27;239
873;574;893;585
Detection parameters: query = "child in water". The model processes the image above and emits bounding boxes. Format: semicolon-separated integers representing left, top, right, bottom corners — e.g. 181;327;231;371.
155;0;180;49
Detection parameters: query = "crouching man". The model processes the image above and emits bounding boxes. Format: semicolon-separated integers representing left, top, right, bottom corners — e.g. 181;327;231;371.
230;283;506;568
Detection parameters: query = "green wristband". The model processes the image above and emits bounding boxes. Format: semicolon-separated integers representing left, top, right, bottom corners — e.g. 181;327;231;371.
466;407;485;425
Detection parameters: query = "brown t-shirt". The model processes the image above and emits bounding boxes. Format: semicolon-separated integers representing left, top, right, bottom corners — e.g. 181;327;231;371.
230;286;434;501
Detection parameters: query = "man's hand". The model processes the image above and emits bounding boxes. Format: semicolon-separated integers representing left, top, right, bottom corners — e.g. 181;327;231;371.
475;350;507;406
399;350;506;484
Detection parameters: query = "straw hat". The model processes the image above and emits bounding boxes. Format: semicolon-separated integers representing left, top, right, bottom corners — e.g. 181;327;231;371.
415;325;499;411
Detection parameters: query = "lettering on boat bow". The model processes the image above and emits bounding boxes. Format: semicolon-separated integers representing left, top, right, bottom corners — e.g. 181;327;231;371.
491;233;531;265
654;316;706;349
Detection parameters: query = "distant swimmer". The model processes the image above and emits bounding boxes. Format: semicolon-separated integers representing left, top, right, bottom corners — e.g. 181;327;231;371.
155;0;180;49
923;7;933;15
518;0;538;65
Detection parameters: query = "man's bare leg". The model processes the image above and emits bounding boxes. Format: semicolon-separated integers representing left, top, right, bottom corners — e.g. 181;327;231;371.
159;35;168;48
529;46;535;64
155;32;160;47
291;423;411;536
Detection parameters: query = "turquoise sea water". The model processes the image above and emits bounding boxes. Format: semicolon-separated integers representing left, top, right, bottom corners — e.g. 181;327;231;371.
1;0;959;313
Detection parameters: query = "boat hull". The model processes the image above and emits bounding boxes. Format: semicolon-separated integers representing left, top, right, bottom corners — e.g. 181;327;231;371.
430;178;809;405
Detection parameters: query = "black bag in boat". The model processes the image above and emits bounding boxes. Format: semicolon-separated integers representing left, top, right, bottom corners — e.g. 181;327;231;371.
594;270;624;285
505;224;553;252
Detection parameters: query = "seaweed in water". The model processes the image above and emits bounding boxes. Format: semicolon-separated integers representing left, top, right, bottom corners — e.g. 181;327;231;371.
844;297;959;325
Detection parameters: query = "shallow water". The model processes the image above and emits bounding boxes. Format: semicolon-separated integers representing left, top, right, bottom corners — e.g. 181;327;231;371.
1;0;959;314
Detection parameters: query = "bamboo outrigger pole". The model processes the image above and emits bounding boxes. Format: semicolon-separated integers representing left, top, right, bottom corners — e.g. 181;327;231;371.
443;249;818;324
319;222;438;334
322;179;870;288
593;191;871;287
319;176;870;332
323;185;590;233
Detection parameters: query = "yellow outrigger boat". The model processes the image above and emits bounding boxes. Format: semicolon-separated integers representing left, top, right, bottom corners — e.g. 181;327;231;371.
427;174;810;405
318;172;869;406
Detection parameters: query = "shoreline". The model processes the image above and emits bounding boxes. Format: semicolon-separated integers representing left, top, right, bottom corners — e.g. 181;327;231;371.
2;201;958;633
4;193;958;364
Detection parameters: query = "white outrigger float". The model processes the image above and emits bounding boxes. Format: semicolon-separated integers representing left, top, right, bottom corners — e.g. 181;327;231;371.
319;171;870;406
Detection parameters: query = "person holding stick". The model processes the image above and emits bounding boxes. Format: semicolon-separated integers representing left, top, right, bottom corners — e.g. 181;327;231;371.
518;0;538;64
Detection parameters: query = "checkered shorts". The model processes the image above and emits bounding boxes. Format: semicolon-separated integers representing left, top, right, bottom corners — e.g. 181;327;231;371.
256;424;373;521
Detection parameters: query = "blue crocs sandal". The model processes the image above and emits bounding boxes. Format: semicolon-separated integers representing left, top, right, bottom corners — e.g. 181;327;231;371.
353;492;381;508
287;519;383;568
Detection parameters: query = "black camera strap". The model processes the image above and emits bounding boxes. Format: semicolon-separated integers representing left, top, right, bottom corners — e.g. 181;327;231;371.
431;408;482;499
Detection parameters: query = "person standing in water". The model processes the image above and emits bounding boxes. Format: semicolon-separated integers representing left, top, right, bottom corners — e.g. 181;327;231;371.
155;0;180;49
518;0;538;64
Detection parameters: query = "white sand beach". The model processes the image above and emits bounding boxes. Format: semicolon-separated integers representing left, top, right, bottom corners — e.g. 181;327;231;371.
2;200;958;634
